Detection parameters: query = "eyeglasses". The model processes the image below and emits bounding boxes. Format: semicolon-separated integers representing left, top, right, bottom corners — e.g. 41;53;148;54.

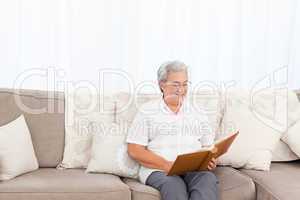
164;81;191;89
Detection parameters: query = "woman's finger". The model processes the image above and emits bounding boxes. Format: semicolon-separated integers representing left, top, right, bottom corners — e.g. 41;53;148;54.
207;165;212;170
208;160;216;170
208;161;214;169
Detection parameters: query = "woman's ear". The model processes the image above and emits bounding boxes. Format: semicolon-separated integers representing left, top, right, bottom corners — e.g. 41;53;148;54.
159;81;165;92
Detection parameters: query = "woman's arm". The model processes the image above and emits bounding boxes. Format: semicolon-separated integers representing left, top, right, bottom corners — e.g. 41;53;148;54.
127;143;173;172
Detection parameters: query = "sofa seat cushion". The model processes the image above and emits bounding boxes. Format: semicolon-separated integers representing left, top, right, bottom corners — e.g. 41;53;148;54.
217;167;256;200
123;167;255;200
241;160;300;200
123;177;161;200
0;168;130;200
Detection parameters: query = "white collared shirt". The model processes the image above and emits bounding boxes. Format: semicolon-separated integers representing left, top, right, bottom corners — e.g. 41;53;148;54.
126;96;215;184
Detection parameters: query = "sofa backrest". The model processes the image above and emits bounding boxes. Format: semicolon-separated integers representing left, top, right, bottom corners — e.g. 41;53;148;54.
0;88;65;168
0;88;299;168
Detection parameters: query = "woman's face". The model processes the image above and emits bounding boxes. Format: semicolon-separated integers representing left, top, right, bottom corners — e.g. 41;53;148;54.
160;71;189;105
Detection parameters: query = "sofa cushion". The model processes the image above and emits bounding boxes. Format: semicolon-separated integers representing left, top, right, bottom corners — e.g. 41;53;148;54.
123;167;255;200
241;160;300;200
0;89;65;168
0;168;130;200
218;89;297;170
282;120;300;158
272;140;299;162
123;177;161;200
59;90;115;169
86;122;140;178
216;167;256;200
0;115;38;181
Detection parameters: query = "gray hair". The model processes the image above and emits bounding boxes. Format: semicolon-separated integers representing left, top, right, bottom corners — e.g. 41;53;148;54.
157;60;188;82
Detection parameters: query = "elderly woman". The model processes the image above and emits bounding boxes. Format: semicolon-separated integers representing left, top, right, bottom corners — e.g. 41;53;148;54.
126;61;218;200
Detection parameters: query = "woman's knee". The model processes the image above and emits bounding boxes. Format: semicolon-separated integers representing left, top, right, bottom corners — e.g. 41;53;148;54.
163;176;187;188
188;171;219;186
160;176;188;200
201;171;219;185
146;172;187;190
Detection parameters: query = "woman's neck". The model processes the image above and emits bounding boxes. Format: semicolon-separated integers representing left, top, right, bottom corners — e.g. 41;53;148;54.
163;97;183;114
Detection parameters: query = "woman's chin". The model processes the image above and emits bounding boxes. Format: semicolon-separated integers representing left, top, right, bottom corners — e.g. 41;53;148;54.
164;94;185;103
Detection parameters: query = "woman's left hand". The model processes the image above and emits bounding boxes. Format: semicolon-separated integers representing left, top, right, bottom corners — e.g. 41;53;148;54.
207;158;217;170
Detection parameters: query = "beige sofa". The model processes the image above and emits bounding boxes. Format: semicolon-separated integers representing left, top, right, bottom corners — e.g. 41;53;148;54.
0;88;299;200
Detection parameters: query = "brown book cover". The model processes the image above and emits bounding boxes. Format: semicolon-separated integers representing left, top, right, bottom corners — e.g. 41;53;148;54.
167;131;239;176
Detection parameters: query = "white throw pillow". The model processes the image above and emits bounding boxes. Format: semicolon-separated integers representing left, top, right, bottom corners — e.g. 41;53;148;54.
272;140;299;162
272;90;300;161
58;89;115;169
191;90;223;135
218;89;289;170
86;122;139;178
0;115;38;181
282;120;300;157
114;92;160;125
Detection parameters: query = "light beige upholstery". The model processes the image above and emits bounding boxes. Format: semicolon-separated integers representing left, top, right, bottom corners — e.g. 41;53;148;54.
0;168;131;200
241;160;300;200
123;178;161;200
0;89;65;168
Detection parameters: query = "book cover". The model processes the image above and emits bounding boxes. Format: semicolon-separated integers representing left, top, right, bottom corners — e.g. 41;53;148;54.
167;131;239;176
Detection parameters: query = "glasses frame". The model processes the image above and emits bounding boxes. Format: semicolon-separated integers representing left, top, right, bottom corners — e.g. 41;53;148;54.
163;80;191;90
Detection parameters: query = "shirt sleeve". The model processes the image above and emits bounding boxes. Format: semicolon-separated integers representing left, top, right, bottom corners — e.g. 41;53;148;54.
126;110;150;146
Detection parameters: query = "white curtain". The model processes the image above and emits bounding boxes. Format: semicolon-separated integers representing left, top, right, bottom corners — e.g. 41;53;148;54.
0;0;299;93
